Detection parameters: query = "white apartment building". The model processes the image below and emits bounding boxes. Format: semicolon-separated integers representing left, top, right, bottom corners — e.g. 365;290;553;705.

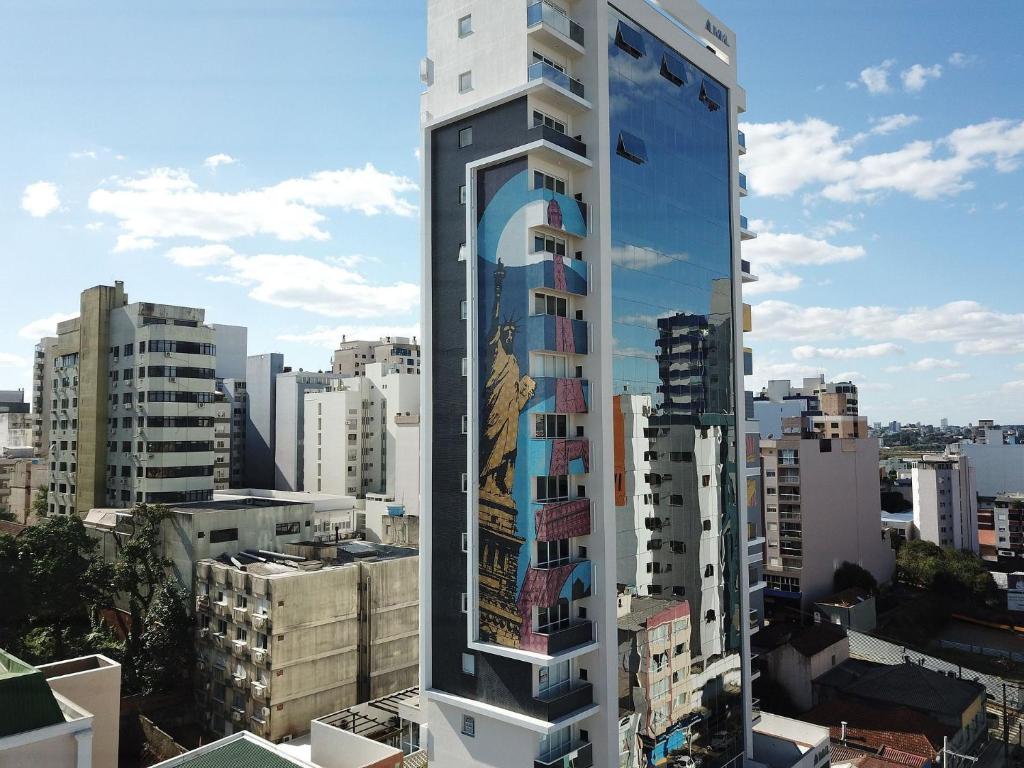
274;370;342;492
331;336;421;378
911;455;979;553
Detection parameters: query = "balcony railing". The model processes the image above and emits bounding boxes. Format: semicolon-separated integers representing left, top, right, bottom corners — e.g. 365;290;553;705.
738;130;746;151
528;61;585;100
536;680;593;721
527;2;585;47
534;619;593;655
528;123;587;159
536;741;594;768
738;172;748;192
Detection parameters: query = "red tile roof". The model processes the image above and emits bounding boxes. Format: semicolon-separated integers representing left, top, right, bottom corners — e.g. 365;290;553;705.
805;698;952;762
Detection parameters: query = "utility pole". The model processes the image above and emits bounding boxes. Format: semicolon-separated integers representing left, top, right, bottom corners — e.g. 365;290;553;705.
942;736;978;768
1006;683;1011;767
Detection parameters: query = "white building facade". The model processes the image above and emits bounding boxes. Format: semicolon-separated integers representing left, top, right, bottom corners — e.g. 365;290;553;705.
912;455;979;553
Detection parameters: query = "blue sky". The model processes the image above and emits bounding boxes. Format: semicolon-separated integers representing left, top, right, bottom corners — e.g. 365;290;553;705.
1;1;1022;425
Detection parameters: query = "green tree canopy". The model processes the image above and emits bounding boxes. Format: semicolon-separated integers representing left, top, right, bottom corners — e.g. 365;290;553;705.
896;539;998;603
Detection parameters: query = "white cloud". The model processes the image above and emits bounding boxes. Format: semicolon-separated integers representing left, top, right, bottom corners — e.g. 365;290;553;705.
21;181;61;217
743;232;865;269
859;60;895;94
948;52;975;68
869;114;920;135
204;153;238;169
89;164;417;250
751;300;1024;349
165;246;419;319
740;117;1024;202
742;271;802;296
833;371;863;382
0;352;28;368
277;323;421;349
747;361;829;390
901;63;942;92
885;358;960;372
954;338;1024;355
791;343;904;361
70;150;98;160
17;312;77;340
938;373;972;383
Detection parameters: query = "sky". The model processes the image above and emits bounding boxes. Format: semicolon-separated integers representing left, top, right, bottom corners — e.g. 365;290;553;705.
1;1;1022;426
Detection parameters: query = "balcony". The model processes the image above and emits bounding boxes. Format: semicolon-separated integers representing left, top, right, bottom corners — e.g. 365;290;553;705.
195;595;210;613
231;606;248;624
527;2;584;53
527;250;588;296
536;741;594;768
525;314;588;356
740;215;756;241
527;62;589;114
528;124;588;165
533;377;589;414
250;680;268;700
738;130;746;155
779;493;801;503
535;680;594;722
741;259;757;284
738;172;748;197
252;647;271;665
532;619;593;655
536;498;592;540
251;612;271;631
231;639;249;658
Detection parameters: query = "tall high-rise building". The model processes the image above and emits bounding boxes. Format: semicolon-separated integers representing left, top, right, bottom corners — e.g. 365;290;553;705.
244;353;285;488
420;2;754;766
45;281;224;515
32;338;58;456
911;455;979;553
274;370;342;491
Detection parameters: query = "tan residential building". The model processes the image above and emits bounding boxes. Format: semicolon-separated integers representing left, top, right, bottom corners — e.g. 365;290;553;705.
331;337;420;378
193;543;418;743
0;456;48;524
0;650;121;768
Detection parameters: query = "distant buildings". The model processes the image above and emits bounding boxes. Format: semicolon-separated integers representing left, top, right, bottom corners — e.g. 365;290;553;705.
0;389;34;456
911;455;978;553
274;370;342;492
0;650;121;768
0;456;47;524
244;353;285;489
331;336;420;378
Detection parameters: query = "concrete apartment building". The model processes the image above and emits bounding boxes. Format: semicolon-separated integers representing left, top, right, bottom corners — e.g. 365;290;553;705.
911;454;979;553
245;353;286;489
0;390;36;457
0;456;48;523
0;650;121;768
331;336;421;378
193;543;418;743
303;362;420;514
275;370;343;492
420;0;771;765
754;377;859;440
36;282;248;515
33;338;58;457
761;416;894;618
992;493;1024;558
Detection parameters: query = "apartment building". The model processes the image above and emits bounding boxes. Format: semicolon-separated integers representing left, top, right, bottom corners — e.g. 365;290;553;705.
39;282;229;514
421;1;756;766
274;370;342;492
0;456;47;524
217;378;248;488
331;336;421;378
0;651;121;768
245;353;286;489
193;543;418;742
303;362;420;514
32;338;58;457
911;454;979;553
992;493;1024;558
761;425;895;618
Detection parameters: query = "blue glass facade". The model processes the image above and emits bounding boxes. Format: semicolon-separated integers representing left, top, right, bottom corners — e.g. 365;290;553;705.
609;6;742;767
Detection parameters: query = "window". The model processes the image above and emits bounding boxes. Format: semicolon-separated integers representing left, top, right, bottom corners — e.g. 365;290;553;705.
615;21;646;58
461;473;468;493
461;715;475;737
533;170;566;195
458;126;473;148
533;233;567;256
538;661;570;697
532;353;568;379
617;131;648;164
275;522;300;535
461;653;475;675
699;78;723;112
532;109;567;134
458;14;472;37
460;300;468;320
532;51;564;73
536;474;569;502
660;52;687;86
537;538;570;567
535;414;567;438
209;528;238;544
461;357;468;376
458;70;473;93
534;292;568;317
537;601;569;632
459;185;467;205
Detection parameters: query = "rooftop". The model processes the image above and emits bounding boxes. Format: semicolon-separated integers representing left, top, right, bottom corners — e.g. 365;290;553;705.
617;596;690;633
150;732;316;767
816;660;985;718
755;622;847;658
318;686;420;738
0;649;65;738
804;698;951;758
817;588;873;609
174;497;309;513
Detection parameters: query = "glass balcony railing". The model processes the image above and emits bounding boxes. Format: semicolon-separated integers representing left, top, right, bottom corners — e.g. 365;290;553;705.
527;2;585;47
528;61;585;100
536;741;594;768
738;130;746;150
740;215;750;230
741;259;752;274
528;123;587;158
738;172;748;191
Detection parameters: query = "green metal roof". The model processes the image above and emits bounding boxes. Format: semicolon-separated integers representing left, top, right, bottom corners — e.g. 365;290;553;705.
170;739;306;768
0;649;66;737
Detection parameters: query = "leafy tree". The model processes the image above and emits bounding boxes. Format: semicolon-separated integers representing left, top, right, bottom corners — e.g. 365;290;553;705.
31;486;48;519
139;581;194;694
0;532;31;654
834;561;879;595
896;539;998;604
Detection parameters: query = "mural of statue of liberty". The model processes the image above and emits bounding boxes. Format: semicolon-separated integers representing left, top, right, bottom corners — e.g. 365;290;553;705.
478;259;535;646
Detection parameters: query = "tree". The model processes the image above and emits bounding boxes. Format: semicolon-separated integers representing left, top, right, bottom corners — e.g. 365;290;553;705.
834;561;879;595
139;581;194;694
31;486;48;519
108;504;175;690
896;539;997;604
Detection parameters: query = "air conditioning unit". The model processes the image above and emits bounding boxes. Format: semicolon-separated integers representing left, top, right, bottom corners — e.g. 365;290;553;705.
165;352;172;358
169;377;176;383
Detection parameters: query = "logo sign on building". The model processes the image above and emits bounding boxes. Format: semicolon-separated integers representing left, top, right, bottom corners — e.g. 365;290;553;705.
1009;573;1024;612
705;19;729;47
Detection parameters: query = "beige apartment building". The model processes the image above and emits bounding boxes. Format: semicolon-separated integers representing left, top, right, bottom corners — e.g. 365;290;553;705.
331;336;420;378
193;543;418;743
0;651;121;768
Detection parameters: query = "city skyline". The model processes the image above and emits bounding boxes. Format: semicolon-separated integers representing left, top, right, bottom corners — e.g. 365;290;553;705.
2;0;1023;424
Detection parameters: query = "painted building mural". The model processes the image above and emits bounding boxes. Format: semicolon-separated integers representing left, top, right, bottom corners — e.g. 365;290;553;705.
474;158;592;650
